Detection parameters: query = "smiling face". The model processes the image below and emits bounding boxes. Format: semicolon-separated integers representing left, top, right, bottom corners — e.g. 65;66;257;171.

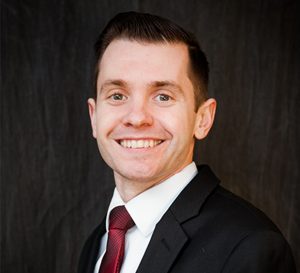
88;39;216;199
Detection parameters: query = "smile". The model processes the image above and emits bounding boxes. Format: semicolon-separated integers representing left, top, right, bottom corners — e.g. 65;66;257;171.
118;139;163;149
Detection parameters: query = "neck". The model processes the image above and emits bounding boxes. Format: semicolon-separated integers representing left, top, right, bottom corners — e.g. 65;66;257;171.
113;163;191;202
114;174;164;202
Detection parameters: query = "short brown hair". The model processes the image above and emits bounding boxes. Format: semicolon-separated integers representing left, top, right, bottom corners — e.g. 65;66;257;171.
94;11;209;109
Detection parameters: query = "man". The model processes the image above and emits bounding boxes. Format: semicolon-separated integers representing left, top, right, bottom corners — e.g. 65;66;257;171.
78;12;296;273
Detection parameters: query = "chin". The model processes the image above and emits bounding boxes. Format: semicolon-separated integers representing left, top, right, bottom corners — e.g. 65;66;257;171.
114;164;162;183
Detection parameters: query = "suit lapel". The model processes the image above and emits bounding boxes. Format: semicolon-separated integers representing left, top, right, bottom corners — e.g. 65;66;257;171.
136;165;220;273
78;219;106;273
136;209;188;273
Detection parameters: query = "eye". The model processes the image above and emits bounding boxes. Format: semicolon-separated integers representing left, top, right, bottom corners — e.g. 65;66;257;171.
109;93;127;101
155;94;172;102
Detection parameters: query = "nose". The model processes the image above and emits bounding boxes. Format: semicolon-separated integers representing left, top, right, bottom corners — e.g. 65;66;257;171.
122;100;153;128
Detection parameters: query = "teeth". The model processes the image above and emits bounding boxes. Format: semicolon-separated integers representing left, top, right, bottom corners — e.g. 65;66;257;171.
120;139;162;148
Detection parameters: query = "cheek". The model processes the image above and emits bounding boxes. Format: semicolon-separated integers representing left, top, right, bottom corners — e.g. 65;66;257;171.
159;110;196;136
95;107;122;134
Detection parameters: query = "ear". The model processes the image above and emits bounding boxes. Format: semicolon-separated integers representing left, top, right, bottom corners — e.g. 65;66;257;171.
87;98;97;139
194;98;217;140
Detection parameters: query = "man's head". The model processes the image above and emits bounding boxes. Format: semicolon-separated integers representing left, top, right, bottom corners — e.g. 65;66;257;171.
88;12;216;200
93;11;209;109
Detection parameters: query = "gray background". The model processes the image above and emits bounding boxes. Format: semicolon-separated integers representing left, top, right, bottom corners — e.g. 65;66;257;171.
2;0;299;272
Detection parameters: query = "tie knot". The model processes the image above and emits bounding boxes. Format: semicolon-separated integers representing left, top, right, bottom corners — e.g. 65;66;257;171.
109;206;135;231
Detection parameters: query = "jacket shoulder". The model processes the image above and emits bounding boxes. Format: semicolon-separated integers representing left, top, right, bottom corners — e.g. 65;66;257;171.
210;185;280;232
173;167;296;272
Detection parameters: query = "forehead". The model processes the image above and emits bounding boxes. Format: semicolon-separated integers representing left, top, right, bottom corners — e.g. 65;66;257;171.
97;39;191;85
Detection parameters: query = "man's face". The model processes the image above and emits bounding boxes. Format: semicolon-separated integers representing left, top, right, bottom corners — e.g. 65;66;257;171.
88;39;214;188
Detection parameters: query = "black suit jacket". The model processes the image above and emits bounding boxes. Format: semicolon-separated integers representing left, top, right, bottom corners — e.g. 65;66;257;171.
78;165;296;273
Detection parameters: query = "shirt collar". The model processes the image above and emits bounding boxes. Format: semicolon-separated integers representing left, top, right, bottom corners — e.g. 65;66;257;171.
106;162;198;236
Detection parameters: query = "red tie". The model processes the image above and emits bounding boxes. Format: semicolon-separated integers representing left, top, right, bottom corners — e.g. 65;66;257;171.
99;206;135;273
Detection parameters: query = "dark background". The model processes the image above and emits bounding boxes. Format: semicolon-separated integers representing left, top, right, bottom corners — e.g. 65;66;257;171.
2;0;299;272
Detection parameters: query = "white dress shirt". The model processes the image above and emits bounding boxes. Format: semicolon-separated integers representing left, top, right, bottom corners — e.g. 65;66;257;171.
94;162;198;273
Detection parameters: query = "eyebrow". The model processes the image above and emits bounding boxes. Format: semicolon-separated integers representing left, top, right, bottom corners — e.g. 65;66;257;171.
147;80;183;93
99;79;128;92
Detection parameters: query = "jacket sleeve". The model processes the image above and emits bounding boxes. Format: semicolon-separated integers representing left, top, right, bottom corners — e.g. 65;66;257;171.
221;230;296;273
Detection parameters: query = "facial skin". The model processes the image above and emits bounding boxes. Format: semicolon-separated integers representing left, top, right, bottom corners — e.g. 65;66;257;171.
88;39;216;202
